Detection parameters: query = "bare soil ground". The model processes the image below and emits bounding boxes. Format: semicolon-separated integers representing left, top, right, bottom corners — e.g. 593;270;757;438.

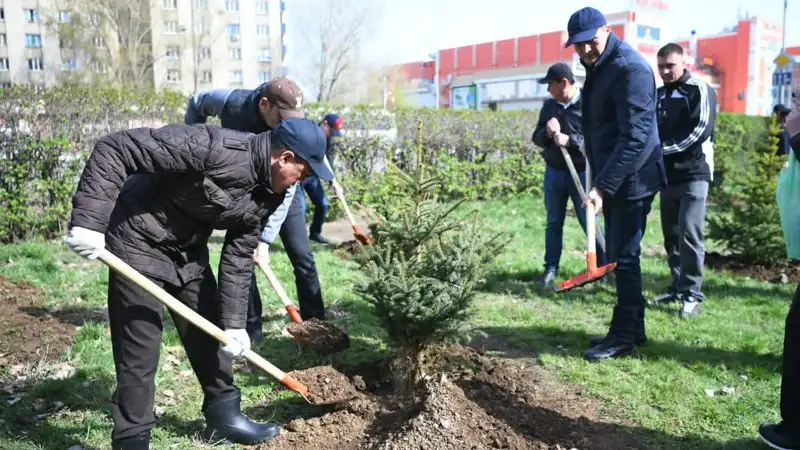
0;275;79;368
260;345;645;450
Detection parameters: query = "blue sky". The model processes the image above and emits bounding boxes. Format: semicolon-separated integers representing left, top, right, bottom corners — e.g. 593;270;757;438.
354;0;798;66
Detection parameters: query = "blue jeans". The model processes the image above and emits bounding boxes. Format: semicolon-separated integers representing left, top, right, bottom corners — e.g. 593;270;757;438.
543;166;606;270
301;176;329;236
605;194;655;340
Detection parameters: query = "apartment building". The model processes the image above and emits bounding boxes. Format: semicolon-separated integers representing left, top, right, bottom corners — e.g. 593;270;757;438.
0;0;286;92
0;0;64;87
151;0;285;93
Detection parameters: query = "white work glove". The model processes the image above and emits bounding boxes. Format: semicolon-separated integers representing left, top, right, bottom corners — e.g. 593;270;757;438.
582;187;604;213
220;328;250;359
63;227;106;260
253;242;270;268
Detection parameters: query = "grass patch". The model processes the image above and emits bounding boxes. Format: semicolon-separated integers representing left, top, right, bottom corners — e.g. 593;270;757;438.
0;196;790;449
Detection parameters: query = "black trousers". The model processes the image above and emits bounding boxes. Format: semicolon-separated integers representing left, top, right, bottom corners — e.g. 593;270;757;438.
604;194;655;340
781;282;800;428
107;268;236;440
246;193;325;335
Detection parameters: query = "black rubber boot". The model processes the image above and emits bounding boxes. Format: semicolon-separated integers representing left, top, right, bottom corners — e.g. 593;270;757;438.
112;431;150;450
202;391;280;445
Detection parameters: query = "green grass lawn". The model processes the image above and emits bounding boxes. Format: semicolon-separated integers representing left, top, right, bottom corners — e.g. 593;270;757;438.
0;196;792;449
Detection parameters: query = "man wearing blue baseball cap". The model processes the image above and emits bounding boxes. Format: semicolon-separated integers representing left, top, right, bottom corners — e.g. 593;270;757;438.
565;7;666;361
63;118;329;449
302;113;345;244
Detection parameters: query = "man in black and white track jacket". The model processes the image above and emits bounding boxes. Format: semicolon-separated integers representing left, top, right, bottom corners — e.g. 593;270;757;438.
653;42;718;319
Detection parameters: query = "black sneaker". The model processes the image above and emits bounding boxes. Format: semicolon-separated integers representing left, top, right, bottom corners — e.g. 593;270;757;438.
538;267;557;289
652;291;678;304
309;233;333;245
759;423;799;450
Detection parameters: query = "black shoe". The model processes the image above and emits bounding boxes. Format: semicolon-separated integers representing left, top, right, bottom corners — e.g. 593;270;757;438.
309;233;332;245
589;333;647;347
538;268;557;288
112;431;150;450
584;337;635;362
759;423;799;450
203;391;280;445
652;291;679;304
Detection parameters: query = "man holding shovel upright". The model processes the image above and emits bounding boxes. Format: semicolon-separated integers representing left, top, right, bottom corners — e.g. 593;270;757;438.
63;118;332;449
185;77;328;345
532;62;606;288
565;7;666;361
653;43;717;318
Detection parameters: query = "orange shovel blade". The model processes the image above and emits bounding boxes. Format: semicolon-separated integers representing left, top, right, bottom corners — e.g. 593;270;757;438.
556;262;617;292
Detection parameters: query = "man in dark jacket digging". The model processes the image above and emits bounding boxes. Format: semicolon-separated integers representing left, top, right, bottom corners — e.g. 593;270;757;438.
185;77;328;345
532;62;606;288
63;118;332;449
565;6;667;361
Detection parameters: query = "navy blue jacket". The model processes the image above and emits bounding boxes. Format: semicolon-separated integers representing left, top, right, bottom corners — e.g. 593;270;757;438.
531;90;587;172
581;33;666;200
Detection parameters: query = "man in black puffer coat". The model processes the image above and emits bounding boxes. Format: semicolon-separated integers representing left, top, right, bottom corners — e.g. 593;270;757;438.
63;118;332;450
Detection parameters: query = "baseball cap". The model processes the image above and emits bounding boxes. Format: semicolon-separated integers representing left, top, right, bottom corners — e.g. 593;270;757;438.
255;76;305;120
322;113;344;136
273;118;333;181
564;7;607;48
538;63;575;84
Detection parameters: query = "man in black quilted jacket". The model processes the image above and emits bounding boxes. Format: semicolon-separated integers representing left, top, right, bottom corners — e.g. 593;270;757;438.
63;118;332;450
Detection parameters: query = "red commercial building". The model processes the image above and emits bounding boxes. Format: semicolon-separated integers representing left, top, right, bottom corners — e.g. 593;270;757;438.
392;0;788;115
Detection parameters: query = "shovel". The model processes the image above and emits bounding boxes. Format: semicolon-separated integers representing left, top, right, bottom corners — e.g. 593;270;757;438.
324;156;372;246
256;262;350;355
96;249;351;405
555;147;617;293
558;145;606;253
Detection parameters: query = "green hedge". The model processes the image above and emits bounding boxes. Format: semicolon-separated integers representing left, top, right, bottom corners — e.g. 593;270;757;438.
0;85;786;265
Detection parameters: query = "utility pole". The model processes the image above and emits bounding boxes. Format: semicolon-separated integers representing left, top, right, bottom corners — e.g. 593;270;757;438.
782;0;787;50
190;0;198;92
429;51;439;109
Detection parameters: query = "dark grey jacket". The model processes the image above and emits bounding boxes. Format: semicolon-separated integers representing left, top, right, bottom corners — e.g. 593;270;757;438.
69;124;286;329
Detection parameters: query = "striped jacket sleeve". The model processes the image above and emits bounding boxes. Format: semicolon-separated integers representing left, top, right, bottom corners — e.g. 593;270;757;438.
661;78;717;155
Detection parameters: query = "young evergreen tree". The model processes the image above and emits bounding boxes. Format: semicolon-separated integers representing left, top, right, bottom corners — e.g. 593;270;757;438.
708;116;786;264
354;121;504;394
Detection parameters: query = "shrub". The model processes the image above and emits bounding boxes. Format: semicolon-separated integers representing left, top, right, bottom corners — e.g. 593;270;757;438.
707;116;786;265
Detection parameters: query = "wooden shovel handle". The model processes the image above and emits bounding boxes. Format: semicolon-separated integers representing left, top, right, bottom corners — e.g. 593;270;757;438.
256;263;303;324
97;249;309;397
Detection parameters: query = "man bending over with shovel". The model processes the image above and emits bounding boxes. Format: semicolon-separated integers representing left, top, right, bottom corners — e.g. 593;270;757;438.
565;7;666;362
63;118;332;449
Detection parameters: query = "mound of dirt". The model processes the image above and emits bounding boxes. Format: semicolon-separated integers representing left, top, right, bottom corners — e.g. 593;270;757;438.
0;275;78;367
287;365;358;405
260;345;644;450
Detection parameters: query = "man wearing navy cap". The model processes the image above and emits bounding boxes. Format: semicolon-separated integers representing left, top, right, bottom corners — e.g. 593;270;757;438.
63;118;330;448
532;62;606;288
184;77;329;346
303;113;345;244
564;7;667;361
